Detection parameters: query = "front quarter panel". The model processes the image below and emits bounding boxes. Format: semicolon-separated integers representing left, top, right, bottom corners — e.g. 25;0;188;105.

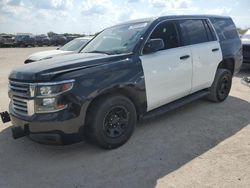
56;54;147;124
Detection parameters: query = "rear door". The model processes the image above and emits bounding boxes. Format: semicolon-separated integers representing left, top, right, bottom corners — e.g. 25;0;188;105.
178;19;222;93
140;21;192;111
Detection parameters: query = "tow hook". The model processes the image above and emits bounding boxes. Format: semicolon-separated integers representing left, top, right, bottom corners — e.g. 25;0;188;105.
12;124;29;139
0;111;11;123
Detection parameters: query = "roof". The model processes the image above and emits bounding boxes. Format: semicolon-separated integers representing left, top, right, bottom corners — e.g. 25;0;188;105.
114;14;231;27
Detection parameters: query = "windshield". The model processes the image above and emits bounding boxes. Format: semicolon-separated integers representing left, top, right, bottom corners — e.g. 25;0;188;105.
60;38;89;51
81;22;149;55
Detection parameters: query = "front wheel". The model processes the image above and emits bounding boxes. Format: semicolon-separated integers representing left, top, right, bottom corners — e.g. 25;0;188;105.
207;69;232;102
87;95;137;149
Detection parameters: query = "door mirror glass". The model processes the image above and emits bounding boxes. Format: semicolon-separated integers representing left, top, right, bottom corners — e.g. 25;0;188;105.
143;39;164;54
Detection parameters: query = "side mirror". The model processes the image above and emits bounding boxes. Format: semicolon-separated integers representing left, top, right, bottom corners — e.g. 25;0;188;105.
143;39;164;54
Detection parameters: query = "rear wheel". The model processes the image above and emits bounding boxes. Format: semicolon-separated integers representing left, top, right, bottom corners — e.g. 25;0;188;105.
87;94;137;149
207;69;232;102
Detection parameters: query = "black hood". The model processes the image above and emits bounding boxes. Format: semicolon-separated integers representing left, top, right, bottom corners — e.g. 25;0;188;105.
9;52;132;82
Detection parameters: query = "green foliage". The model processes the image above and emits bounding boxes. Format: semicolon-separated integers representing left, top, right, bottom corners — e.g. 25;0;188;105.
237;28;249;35
47;31;57;37
47;31;86;38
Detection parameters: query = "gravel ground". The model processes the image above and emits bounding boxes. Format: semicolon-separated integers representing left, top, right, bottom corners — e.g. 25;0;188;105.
0;47;250;188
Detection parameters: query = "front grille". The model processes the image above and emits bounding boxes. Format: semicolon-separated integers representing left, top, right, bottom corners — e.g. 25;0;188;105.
9;81;30;97
9;80;34;116
12;96;28;115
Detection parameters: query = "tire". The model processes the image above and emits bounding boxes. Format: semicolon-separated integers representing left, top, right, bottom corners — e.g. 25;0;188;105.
87;94;137;149
207;69;232;102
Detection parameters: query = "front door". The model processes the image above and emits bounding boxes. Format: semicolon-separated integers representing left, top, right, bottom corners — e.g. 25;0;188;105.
140;21;192;111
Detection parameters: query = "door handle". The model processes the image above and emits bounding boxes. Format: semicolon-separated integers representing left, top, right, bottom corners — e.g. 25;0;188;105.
180;55;190;60
212;48;219;52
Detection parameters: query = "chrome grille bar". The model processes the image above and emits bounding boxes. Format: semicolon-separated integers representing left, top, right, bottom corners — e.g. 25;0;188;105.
9;80;35;116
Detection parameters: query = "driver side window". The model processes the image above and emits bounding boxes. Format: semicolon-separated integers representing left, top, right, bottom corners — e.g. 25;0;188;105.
150;21;180;50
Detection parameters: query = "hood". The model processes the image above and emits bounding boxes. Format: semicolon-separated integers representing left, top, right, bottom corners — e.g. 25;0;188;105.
28;49;74;61
9;52;131;82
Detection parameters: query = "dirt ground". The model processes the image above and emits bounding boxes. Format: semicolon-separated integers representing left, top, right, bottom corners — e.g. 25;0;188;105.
0;47;249;188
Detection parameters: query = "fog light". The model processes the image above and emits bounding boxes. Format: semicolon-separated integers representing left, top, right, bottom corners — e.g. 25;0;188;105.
42;98;55;106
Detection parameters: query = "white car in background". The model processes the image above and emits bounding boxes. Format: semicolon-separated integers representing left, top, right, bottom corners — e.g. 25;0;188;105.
24;36;92;64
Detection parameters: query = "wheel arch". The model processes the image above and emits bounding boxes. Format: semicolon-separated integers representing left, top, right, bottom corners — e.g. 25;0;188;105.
217;58;235;74
85;85;147;125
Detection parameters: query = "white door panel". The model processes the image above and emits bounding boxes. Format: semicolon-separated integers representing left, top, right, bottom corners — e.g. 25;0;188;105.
190;41;222;93
140;47;192;112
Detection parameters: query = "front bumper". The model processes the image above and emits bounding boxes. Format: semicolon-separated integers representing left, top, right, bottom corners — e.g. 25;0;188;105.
9;106;86;145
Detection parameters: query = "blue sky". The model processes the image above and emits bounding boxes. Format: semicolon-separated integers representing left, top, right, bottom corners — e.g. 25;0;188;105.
0;0;249;35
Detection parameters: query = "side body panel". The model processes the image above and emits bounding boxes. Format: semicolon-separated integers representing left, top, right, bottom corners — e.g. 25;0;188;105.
209;17;243;74
140;46;192;111
219;38;242;73
190;41;222;93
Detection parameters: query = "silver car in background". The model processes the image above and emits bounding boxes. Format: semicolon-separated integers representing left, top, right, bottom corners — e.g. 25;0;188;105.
24;36;92;64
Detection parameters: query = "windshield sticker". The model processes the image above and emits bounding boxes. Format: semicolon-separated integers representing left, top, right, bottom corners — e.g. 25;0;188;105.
129;23;148;30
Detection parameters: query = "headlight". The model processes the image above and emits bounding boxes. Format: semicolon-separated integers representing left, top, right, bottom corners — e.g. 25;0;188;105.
35;80;74;113
36;80;74;97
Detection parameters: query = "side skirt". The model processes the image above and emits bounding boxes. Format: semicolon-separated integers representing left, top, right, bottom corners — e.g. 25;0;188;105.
141;89;210;120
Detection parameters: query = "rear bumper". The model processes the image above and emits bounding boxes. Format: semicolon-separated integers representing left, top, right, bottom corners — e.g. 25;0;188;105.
243;44;250;64
243;57;250;64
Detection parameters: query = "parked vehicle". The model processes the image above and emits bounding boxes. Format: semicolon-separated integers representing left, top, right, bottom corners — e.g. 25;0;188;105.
241;30;250;64
50;35;67;46
0;34;15;47
35;35;51;46
7;15;242;149
66;35;78;43
241;77;250;87
24;37;92;64
14;34;35;47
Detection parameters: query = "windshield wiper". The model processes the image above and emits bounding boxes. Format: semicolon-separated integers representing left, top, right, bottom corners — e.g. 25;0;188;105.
86;50;111;55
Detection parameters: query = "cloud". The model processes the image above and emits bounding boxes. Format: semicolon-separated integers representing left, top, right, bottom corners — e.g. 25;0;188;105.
82;5;107;16
149;0;192;10
205;7;232;15
28;0;73;10
0;0;249;34
7;0;22;6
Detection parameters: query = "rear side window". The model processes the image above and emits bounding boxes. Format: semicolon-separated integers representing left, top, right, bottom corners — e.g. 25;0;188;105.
210;18;238;41
178;19;210;45
204;20;217;41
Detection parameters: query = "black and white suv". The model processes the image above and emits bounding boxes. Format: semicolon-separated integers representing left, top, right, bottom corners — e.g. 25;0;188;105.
7;15;242;149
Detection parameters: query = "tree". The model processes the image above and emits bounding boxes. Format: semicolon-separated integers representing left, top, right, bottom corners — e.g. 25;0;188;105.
237;28;249;35
47;31;57;37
